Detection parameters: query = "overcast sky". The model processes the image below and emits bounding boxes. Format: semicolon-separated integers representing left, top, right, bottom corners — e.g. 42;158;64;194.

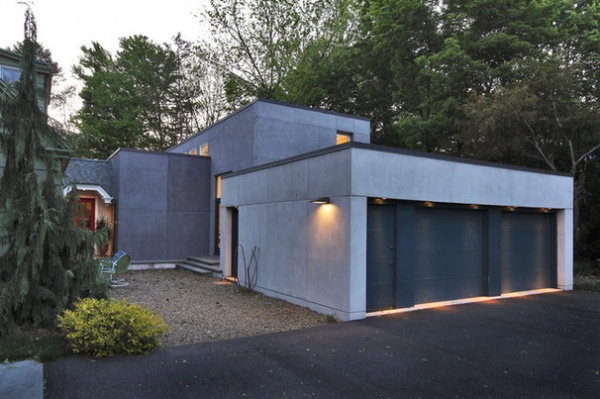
1;0;210;77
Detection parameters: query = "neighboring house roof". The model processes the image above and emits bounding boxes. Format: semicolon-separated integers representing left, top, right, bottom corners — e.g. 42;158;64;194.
0;48;53;73
64;158;115;203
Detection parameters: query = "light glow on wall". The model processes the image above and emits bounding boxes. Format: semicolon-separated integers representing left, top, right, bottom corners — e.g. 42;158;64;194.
308;203;343;262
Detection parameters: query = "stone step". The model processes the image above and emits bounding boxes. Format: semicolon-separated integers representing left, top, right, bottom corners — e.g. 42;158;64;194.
188;256;220;267
177;256;221;276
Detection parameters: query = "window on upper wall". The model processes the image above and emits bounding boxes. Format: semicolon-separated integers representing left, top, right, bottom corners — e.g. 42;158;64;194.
336;131;353;145
0;66;20;84
201;144;209;156
189;148;198;155
1;67;48;112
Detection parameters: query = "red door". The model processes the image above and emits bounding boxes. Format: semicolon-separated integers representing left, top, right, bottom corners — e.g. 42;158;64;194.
74;198;95;230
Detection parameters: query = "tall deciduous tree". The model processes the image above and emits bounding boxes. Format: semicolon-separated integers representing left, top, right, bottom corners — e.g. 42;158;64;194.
0;8;98;335
200;0;358;108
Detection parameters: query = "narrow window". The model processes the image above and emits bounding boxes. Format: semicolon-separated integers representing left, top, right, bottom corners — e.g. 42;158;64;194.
201;144;209;156
214;175;222;255
336;131;353;145
189;148;198;155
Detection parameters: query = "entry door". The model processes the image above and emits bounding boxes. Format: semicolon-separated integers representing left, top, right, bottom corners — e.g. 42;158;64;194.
366;205;396;310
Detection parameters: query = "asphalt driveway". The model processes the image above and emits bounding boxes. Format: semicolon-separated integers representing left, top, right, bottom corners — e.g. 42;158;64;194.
46;291;600;398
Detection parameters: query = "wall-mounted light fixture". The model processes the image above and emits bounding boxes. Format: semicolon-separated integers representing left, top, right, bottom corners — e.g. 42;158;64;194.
311;197;330;204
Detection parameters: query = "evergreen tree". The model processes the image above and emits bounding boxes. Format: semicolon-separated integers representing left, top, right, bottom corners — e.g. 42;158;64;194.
0;8;99;335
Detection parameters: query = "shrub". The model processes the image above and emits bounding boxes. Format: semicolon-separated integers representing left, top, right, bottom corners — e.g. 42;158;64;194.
57;298;167;358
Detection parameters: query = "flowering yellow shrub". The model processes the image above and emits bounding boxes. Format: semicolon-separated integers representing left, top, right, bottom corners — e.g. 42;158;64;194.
58;298;168;358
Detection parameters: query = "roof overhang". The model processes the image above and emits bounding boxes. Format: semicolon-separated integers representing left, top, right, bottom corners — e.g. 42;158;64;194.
64;184;114;205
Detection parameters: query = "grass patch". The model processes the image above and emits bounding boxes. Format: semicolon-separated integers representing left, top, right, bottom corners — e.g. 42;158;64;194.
0;328;71;363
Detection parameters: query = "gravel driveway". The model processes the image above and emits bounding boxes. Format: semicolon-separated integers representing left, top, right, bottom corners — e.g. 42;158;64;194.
109;268;329;347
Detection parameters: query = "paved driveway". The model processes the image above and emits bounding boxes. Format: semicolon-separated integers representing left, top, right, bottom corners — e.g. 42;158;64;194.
47;291;600;398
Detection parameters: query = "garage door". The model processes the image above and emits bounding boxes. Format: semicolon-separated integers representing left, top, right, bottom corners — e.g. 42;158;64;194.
410;207;485;304
500;212;556;293
367;203;557;312
367;204;485;310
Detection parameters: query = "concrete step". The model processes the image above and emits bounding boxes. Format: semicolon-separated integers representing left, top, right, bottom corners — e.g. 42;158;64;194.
177;256;221;276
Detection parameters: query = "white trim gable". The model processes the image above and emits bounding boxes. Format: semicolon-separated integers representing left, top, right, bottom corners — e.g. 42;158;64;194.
63;184;114;205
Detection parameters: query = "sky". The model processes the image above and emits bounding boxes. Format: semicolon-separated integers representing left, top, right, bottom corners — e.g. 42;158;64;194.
1;0;211;119
1;0;211;70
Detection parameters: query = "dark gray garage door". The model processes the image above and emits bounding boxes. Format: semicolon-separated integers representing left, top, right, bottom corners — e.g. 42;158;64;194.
500;212;556;293
367;204;485;310
367;203;557;312
410;207;485;304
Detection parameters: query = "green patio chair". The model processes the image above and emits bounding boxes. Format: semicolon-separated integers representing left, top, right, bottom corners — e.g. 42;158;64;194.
100;251;131;287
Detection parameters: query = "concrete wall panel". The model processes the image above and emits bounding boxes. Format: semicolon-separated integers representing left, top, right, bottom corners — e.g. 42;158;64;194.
167;210;210;258
116;209;168;260
351;148;573;209
267;162;310;203
110;149;211;261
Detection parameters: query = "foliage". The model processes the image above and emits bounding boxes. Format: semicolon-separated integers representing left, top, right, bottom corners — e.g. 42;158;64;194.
0;9;100;336
574;258;600;293
200;0;358;108
0;328;71;362
58;298;167;358
95;214;112;242
81;260;110;300
72;35;215;158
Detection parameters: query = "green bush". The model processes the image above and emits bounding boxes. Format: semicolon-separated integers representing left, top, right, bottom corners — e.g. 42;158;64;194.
57;298;167;358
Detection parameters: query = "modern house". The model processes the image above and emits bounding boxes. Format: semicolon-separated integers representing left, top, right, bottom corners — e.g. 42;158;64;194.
65;99;574;321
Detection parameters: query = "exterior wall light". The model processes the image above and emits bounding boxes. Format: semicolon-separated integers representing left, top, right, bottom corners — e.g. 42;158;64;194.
311;197;330;204
424;201;434;207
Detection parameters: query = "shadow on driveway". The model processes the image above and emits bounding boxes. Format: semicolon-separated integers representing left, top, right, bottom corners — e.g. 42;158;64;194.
47;291;600;398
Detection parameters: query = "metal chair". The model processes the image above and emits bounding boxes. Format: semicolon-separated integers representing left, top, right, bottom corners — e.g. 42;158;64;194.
100;251;131;287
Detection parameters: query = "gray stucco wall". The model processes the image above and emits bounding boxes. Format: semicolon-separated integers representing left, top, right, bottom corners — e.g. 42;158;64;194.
169;99;370;255
221;143;574;321
109;149;211;262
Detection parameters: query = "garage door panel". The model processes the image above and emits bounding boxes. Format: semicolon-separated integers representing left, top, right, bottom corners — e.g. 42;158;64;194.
367;281;395;310
367;262;393;282
501;212;555;293
414;274;484;304
501;268;551;292
411;207;485;304
367;205;396;310
413;253;483;279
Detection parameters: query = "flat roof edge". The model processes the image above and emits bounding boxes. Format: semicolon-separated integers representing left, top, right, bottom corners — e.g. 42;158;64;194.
223;142;572;179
